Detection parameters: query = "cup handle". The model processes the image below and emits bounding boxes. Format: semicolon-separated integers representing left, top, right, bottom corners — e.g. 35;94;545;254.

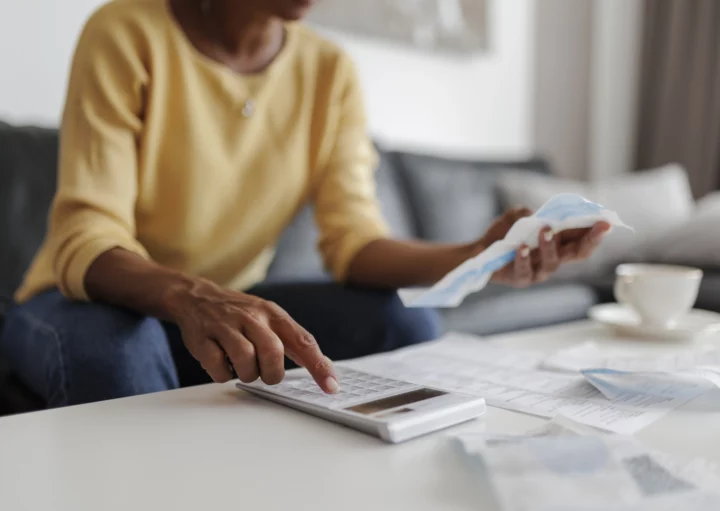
614;276;633;306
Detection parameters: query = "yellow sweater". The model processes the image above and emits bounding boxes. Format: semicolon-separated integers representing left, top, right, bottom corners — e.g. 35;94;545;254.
16;0;389;303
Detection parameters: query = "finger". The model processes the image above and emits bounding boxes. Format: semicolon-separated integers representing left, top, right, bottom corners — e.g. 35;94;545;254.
557;227;591;244
594;221;612;235
560;224;605;262
558;240;581;262
242;318;286;385
262;303;306;369
576;222;608;260
191;338;234;383
536;226;559;282
489;262;512;284
494;207;533;234
271;314;339;394
215;326;260;383
284;347;305;368
513;245;533;287
505;207;533;225
558;222;610;244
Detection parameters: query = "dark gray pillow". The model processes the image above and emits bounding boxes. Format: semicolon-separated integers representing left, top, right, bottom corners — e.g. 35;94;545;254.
265;205;328;283
395;153;551;244
0;122;59;300
395;153;500;244
375;150;416;240
266;148;415;282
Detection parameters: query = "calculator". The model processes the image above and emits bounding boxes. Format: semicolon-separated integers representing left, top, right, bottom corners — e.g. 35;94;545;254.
236;367;486;443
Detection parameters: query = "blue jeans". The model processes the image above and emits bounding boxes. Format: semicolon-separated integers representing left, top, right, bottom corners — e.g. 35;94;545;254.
0;284;441;408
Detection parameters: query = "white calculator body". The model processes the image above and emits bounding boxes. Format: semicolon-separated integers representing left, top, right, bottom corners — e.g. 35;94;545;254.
236;367;486;443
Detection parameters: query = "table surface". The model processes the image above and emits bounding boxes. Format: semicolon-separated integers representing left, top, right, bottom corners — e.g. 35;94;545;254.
2;321;719;511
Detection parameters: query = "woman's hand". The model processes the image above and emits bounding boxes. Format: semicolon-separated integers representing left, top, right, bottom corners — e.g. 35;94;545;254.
476;208;610;288
164;279;339;393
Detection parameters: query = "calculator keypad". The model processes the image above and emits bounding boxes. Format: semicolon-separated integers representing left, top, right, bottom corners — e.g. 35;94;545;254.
244;367;420;409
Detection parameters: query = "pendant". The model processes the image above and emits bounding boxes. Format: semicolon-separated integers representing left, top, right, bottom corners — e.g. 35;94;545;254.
242;99;255;118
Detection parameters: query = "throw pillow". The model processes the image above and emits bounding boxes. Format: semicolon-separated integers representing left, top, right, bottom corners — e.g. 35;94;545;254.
644;191;720;269
396;153;500;244
495;163;695;280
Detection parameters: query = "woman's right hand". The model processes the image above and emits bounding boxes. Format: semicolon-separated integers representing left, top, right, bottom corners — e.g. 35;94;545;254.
164;279;339;393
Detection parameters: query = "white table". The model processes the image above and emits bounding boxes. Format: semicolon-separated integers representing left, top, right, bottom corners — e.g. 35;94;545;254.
1;321;719;511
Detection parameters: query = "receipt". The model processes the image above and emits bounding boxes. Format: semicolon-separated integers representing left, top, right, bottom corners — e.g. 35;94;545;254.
582;368;716;401
455;416;604;452
347;333;690;434
454;427;720;511
543;342;720;373
543;342;720;403
399;194;631;308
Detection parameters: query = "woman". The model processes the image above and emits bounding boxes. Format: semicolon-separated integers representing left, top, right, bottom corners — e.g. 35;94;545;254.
0;0;608;407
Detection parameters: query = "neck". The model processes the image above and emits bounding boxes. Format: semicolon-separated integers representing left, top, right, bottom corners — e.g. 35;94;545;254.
201;0;283;59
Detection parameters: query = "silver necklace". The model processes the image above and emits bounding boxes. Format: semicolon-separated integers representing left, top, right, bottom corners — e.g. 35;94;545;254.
200;0;255;118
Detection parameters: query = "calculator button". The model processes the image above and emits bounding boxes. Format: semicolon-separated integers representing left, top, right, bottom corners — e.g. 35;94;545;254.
243;367;422;409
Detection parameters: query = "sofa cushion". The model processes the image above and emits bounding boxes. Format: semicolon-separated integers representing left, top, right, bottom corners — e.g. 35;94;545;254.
643;191;720;270
264;205;328;283
265;148;415;282
393;153;550;244
0;122;59;300
442;282;598;336
374;151;417;240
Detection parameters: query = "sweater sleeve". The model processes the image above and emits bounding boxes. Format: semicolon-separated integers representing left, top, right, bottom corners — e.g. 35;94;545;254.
49;10;150;300
311;55;391;282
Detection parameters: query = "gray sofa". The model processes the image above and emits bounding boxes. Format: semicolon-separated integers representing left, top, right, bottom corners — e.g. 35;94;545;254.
2;120;719;415
265;150;600;335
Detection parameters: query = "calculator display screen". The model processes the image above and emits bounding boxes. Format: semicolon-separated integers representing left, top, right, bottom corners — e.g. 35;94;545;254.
345;388;446;415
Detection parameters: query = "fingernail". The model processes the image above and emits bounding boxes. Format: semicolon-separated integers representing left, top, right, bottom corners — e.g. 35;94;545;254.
325;376;340;394
519;247;530;258
543;230;554;243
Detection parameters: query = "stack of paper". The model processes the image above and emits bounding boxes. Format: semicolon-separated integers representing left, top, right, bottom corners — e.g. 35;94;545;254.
542;342;720;374
542;342;720;402
454;418;720;511
346;333;703;434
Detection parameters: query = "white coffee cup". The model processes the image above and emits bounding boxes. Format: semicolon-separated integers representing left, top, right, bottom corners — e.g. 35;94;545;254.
614;263;703;328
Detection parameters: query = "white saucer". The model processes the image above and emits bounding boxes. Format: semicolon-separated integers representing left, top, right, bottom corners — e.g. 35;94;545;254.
588;303;720;340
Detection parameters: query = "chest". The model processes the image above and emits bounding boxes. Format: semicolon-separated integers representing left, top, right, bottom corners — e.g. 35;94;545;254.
135;67;317;213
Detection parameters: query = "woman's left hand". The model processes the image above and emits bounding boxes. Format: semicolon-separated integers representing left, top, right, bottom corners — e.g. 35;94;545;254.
477;208;611;288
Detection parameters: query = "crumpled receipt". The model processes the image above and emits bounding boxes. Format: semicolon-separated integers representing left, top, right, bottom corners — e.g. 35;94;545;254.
453;417;720;511
399;194;632;308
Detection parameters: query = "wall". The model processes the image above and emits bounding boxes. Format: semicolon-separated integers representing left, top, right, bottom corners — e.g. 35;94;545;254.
321;0;536;158
531;0;644;180
588;0;643;180
0;0;105;126
0;0;642;178
0;0;537;160
531;0;594;179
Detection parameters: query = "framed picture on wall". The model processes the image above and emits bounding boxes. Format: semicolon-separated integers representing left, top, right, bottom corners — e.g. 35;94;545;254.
307;0;489;54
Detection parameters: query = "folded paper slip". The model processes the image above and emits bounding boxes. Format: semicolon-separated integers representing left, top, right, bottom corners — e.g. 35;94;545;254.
399;193;632;308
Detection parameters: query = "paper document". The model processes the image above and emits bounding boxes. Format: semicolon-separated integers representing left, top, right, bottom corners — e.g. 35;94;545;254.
353;331;544;370
582;368;715;400
398;194;631;308
543;342;720;403
347;333;694;434
454;422;720;511
543;342;720;373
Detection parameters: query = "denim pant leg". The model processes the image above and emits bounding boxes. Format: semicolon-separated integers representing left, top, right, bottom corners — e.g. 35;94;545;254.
0;290;180;407
247;282;443;362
